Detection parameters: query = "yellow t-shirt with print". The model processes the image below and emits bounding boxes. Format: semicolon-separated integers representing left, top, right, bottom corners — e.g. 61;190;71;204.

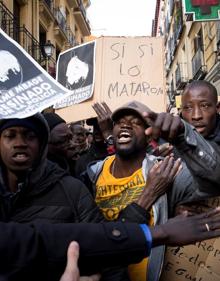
95;155;154;281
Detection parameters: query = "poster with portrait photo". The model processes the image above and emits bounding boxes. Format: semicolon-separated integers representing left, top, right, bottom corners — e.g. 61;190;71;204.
54;40;96;109
0;28;75;119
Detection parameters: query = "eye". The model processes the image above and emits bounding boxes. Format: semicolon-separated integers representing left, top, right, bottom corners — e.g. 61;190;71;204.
114;119;124;126
182;105;193;112
25;132;37;140
131;119;142;126
200;103;210;110
2;130;15;139
4;133;15;139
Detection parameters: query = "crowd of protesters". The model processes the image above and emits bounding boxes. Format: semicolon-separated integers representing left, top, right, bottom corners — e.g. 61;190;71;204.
1;80;220;281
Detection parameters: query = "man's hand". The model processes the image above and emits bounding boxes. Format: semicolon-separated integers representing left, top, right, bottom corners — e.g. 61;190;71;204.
152;143;173;157
60;241;101;281
151;207;220;247
92;102;113;139
143;111;184;141
136;156;182;210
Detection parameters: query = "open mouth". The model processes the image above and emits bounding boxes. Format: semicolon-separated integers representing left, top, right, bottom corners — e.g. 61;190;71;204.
12;152;30;162
193;124;206;132
118;131;132;144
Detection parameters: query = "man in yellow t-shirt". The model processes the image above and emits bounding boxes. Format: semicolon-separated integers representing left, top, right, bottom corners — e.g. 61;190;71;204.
96;154;154;281
89;101;183;281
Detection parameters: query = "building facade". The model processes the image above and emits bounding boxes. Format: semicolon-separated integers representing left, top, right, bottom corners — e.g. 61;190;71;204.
0;0;91;77
153;0;220;111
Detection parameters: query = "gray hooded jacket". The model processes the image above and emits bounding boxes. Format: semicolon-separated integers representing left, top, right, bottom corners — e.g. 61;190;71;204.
86;153;212;281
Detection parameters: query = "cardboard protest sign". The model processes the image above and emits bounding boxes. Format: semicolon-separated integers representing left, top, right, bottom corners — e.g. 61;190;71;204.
0;28;75;119
55;36;166;123
160;197;220;281
54;41;96;108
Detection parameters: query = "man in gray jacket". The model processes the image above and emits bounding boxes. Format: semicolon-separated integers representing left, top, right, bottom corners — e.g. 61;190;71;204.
85;100;204;281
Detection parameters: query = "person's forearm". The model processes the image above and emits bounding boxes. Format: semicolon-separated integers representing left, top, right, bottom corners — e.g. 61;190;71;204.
135;187;156;210
0;221;148;276
149;225;167;247
174;121;220;188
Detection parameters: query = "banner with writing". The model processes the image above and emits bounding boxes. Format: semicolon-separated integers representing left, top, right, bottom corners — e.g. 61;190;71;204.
55;36;166;123
0;28;74;119
160;197;220;281
54;40;96;108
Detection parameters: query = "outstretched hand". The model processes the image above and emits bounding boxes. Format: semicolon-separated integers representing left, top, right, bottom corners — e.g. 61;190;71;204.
143;111;184;142
92;102;113;139
151;207;220;247
136;156;182;210
60;241;101;281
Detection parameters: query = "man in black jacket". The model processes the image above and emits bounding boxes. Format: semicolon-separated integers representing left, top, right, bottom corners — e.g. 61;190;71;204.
180;80;220;191
0;113;103;223
2;208;220;281
144;80;220;193
43;112;75;173
0;113;108;280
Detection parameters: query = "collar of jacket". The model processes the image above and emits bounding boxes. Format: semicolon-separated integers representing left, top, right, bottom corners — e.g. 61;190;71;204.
207;114;220;143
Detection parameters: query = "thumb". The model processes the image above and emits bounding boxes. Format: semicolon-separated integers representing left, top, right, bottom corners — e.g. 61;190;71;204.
142;111;158;137
60;241;80;281
142;110;158;123
145;126;153;137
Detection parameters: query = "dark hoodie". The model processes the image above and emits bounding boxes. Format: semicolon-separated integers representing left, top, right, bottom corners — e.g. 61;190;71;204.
0;114;131;281
0;113;103;224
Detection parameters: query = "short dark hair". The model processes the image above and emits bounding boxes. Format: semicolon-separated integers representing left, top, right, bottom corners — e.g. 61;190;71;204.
183;80;218;103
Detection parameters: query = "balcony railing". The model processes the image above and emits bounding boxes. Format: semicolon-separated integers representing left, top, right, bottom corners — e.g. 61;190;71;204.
165;14;170;34
173;13;183;43
169;36;175;57
192;49;207;78
43;0;53;10
216;22;220;55
53;9;76;46
0;1;46;67
66;26;76;46
79;0;87;20
0;1;18;41
74;0;90;30
54;7;67;34
175;63;188;89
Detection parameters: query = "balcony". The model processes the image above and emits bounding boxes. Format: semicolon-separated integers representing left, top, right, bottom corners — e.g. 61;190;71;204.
43;0;53;9
175;63;188;90
66;27;76;46
166;50;172;72
0;1;18;41
192;49;207;79
215;22;220;60
39;0;54;24
173;11;183;43
164;14;170;35
0;1;54;72
169;36;175;57
54;7;67;34
74;0;90;36
19;26;45;64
